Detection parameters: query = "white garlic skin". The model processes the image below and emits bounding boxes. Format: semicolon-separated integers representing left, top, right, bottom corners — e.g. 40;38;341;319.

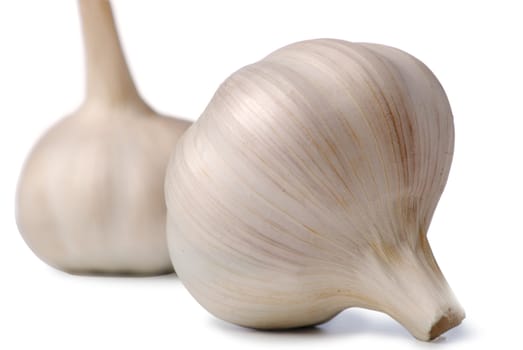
166;39;464;340
16;0;190;275
17;103;189;274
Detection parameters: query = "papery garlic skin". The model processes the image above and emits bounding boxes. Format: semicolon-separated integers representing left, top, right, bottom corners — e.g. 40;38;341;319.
166;39;464;340
16;0;190;275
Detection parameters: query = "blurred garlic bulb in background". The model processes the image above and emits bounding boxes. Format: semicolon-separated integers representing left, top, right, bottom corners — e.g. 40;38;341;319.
16;0;190;275
166;39;464;340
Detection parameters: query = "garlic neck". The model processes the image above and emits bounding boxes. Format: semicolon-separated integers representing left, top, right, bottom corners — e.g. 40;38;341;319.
356;238;465;341
78;0;148;109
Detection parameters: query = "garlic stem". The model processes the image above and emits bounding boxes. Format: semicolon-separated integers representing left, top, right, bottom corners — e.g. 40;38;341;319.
357;239;464;340
78;0;142;105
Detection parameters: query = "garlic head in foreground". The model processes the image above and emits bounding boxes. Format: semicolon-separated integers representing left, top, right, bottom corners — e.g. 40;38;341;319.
165;39;464;340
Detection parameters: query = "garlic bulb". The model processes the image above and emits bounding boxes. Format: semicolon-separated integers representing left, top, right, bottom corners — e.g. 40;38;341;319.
16;0;190;275
165;39;464;340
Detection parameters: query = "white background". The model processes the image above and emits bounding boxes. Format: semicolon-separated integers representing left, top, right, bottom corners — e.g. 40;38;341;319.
1;0;521;349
